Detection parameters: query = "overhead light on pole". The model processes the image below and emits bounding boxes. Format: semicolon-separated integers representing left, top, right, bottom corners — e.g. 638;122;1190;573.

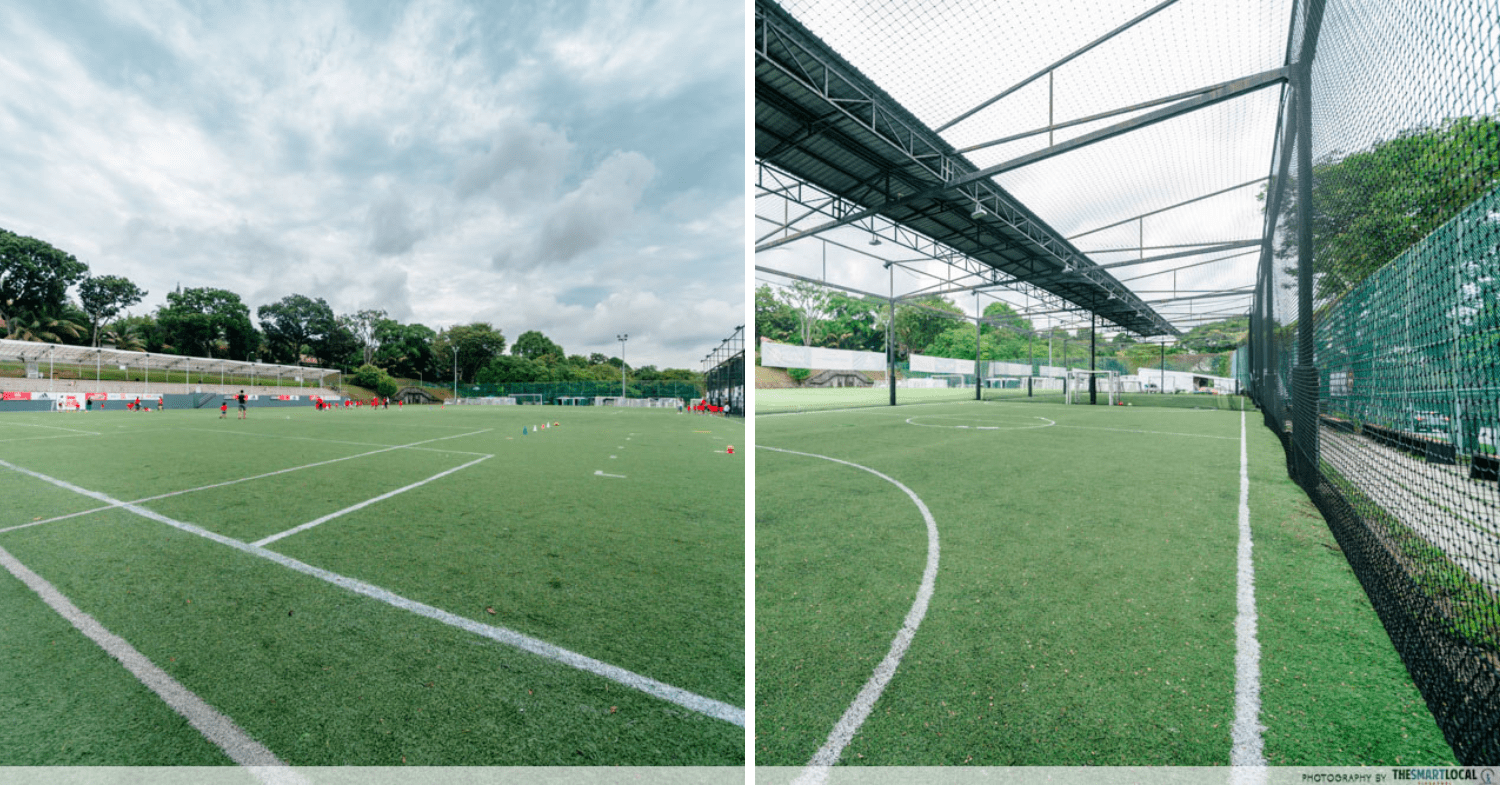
617;334;628;399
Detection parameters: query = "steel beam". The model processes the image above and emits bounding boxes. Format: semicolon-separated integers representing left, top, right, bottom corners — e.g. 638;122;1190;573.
937;0;1181;133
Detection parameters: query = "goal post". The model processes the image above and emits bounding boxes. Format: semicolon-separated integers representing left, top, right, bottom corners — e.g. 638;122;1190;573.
1065;369;1120;406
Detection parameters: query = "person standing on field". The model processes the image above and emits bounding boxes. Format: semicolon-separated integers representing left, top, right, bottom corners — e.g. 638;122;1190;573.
237;390;247;419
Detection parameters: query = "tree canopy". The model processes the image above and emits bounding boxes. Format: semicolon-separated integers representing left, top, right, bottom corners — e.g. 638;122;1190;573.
0;228;88;327
78;275;146;348
1274;116;1500;300
157;287;257;359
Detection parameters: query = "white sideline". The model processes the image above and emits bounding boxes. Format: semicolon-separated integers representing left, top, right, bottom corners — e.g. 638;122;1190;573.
0;421;101;436
0;457;745;727
1231;410;1267;779
0;429;495;536
252;454;491;547
758;445;940;784
0;433;99;444
0;545;297;779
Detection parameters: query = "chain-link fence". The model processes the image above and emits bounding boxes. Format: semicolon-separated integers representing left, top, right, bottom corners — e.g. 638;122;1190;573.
1247;0;1500;763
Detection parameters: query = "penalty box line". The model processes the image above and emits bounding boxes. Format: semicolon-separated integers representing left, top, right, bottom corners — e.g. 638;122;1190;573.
174;426;492;457
0;457;746;727
252;454;491;547
0;430;494;537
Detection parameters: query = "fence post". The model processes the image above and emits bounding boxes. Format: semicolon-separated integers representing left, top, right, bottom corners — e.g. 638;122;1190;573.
1291;17;1321;487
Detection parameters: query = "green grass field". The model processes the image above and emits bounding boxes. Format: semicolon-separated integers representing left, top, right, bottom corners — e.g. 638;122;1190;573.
755;398;1453;767
0;404;744;765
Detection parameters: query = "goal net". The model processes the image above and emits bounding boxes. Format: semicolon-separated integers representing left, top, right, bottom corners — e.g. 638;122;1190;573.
1065;370;1120;406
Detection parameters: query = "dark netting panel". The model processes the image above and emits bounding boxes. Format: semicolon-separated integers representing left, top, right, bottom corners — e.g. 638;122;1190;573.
705;326;746;417
1250;0;1500;764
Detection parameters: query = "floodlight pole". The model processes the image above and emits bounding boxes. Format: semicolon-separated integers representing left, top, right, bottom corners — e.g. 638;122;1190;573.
48;345;54;394
617;334;629;399
144;353;149;396
452;345;458;401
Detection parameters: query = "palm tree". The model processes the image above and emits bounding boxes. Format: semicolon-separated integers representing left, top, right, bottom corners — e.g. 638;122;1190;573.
5;313;82;344
99;324;145;352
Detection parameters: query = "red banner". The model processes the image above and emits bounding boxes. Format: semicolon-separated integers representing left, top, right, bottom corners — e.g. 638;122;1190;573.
277;395;291;401
2;392;31;401
86;392;108;401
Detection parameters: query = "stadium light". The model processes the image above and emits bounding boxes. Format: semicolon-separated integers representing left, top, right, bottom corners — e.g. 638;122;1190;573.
617;334;628;399
451;344;458;401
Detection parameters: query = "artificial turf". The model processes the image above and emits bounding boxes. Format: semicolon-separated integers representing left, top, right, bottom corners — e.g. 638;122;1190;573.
0;404;744;765
754;399;1454;766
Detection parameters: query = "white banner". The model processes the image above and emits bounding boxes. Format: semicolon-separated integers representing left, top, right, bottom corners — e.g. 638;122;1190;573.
761;342;885;371
909;354;975;375
985;361;1031;377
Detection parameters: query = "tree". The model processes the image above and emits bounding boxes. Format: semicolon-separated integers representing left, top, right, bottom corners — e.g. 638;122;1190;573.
477;354;545;384
348;363;398;398
893;296;963;359
318;319;361;371
0;228;89;327
373;320;438;381
346;309;387;366
257;295;338;365
157;287;257;359
755;284;799;346
78;275;147;348
512;330;564;361
820;293;883;351
781;281;831;346
980;301;1032;334
434;323;506;384
4;313;82;343
1272;116;1500;300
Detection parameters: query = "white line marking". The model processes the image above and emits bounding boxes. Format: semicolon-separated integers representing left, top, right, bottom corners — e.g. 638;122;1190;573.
594;470;626;479
252;455;491;547
759;445;939;781
905;415;1054;431
0;432;99;444
0;430;496;536
1054;424;1237;440
1231;410;1266;777
0;458;743;727
0;421;101;435
173;427;492;456
0;545;293;774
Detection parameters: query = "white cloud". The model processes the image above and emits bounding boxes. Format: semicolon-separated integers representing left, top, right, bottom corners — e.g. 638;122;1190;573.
0;0;741;369
533;150;656;265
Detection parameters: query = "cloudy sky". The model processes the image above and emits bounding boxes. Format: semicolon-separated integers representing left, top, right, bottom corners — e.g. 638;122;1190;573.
0;0;744;370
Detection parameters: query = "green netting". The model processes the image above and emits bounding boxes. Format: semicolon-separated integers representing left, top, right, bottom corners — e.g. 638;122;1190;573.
1316;187;1500;451
1246;0;1500;762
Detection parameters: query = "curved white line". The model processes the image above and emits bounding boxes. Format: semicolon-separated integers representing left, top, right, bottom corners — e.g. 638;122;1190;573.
905;415;1054;430
758;445;939;782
